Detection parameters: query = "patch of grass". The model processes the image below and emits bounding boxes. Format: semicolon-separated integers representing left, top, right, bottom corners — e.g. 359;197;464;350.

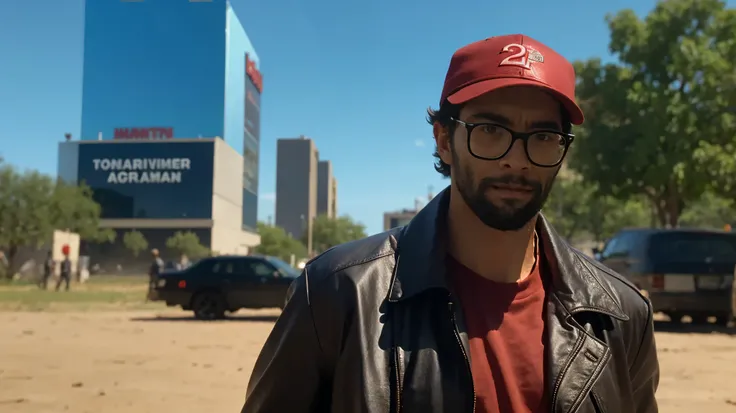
85;275;149;285
0;275;164;312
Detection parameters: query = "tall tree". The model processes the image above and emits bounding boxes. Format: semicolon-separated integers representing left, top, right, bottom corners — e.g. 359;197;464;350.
50;181;115;243
573;0;736;227
679;191;736;229
544;173;597;242
0;163;113;277
308;215;367;255
253;222;307;262
545;169;650;242
165;231;210;259
123;230;149;258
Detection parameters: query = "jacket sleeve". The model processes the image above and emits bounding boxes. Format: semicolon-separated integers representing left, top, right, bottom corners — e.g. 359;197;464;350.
241;273;328;413
630;300;660;412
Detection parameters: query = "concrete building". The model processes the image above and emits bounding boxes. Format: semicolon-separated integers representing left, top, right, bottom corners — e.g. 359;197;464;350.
58;138;258;263
317;160;338;218
60;0;263;266
383;189;435;231
383;209;419;231
275;137;319;246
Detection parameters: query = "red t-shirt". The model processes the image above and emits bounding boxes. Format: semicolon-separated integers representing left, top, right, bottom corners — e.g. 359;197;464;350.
449;253;548;413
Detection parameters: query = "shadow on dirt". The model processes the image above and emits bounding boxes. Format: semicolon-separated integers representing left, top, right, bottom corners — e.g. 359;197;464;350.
654;320;736;335
130;314;280;323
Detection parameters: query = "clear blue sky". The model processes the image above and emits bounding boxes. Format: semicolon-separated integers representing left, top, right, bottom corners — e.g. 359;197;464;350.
0;0;683;234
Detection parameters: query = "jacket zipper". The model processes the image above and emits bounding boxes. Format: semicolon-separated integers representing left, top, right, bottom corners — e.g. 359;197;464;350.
392;344;402;413
449;299;476;413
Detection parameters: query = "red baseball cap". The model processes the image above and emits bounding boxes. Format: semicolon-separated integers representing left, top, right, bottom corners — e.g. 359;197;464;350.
440;34;584;125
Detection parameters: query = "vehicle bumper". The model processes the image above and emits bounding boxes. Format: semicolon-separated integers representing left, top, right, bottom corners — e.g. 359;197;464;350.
148;290;191;307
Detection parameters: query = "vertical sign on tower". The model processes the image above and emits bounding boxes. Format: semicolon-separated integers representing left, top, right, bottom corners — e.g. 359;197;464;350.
242;53;263;231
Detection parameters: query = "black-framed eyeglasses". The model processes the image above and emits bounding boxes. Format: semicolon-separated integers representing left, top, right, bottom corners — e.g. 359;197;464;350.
450;118;575;167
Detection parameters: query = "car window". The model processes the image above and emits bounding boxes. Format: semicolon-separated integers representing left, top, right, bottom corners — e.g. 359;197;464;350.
600;238;619;259
601;232;637;259
249;260;276;277
210;259;237;275
648;232;736;264
264;256;300;278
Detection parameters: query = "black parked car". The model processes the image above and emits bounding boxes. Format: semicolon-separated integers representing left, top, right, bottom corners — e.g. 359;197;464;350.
596;228;736;324
148;255;299;320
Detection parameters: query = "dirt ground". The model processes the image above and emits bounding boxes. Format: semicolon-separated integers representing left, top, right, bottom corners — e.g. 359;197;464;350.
1;311;735;413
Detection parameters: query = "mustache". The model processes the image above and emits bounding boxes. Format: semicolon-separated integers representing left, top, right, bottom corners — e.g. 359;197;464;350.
478;175;542;191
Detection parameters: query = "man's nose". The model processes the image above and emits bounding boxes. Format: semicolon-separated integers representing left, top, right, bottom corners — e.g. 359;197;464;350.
499;139;530;170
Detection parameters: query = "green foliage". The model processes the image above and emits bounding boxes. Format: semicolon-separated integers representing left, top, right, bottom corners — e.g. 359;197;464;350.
572;0;736;227
308;215;367;254
51;181;116;243
0;162;113;277
165;231;210;259
253;222;307;262
544;172;650;242
679;191;736;229
122;230;149;257
544;174;597;241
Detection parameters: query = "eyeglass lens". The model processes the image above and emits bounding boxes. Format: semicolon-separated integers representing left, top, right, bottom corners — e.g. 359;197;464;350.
469;124;567;165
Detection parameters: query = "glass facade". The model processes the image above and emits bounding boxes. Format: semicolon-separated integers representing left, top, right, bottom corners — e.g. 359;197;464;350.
79;0;261;230
224;5;261;231
81;0;227;141
77;142;215;219
389;217;413;229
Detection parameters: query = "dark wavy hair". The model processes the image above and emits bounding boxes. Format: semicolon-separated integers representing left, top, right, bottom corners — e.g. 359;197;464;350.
426;103;573;177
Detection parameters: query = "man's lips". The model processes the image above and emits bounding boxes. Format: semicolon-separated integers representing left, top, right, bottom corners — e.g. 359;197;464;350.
491;184;534;193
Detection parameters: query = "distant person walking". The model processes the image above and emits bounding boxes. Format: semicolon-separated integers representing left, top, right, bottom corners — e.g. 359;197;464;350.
40;251;54;290
55;246;72;292
148;248;165;294
0;250;7;278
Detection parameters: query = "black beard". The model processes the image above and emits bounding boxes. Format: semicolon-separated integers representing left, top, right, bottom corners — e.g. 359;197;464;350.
455;161;555;231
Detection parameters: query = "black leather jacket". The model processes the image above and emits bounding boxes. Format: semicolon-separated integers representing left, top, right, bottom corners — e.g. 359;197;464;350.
243;189;659;413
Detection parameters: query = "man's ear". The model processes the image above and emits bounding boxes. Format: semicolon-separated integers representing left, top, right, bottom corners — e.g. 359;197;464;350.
433;122;453;167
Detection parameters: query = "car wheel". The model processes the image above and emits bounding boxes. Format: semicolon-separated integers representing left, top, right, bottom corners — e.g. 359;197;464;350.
191;292;226;321
666;312;684;323
714;314;730;326
689;314;709;325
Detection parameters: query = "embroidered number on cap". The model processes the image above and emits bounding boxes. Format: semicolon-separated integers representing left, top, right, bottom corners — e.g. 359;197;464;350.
499;43;532;69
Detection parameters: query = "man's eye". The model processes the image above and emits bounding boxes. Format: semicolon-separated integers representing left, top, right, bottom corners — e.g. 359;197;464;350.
481;125;499;134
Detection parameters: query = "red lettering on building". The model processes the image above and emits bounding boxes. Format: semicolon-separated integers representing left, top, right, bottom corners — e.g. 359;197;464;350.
113;127;174;140
245;53;263;93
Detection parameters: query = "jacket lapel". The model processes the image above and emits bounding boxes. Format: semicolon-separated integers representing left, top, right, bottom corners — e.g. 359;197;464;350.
391;187;631;412
537;216;626;413
545;295;613;413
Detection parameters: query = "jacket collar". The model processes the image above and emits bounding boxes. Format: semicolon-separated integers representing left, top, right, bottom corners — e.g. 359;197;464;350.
389;186;628;321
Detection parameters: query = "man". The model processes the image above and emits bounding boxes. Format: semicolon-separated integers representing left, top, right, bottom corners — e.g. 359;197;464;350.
40;251;54;290
148;248;165;295
0;250;7;278
55;246;72;292
242;34;659;413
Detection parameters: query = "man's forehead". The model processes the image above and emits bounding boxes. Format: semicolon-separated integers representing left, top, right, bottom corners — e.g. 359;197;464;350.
466;111;562;131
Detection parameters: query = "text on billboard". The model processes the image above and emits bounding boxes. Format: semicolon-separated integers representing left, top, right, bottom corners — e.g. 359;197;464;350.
93;158;191;184
114;127;173;140
246;54;263;93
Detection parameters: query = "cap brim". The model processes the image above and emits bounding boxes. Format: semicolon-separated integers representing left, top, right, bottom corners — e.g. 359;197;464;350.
446;78;584;125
